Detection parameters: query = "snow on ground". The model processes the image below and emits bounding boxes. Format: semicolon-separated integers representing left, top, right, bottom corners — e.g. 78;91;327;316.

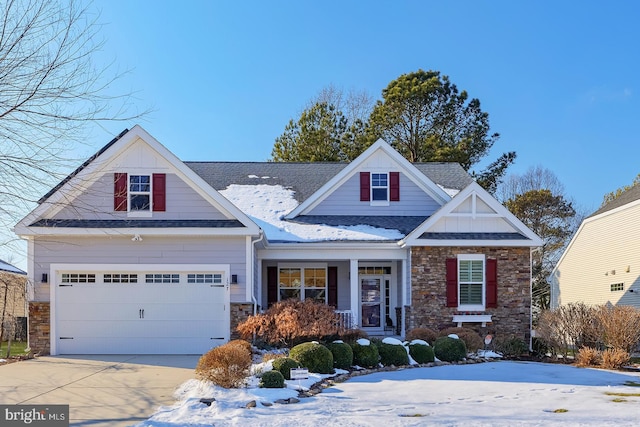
220;184;403;242
136;361;640;427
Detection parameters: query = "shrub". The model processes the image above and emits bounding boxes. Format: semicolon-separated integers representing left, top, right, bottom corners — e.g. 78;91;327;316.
289;342;334;374
337;328;369;344
493;336;528;357
327;341;354;370
195;343;252;388
260;370;285;388
261;352;286;363
227;339;252;354
434;336;467;362
439;327;484;353
405;327;438;345
237;299;341;347
377;342;409;366
536;303;599;358
271;357;300;380
595;305;640;353
601;348;630;370
576;347;601;367
409;343;435;364
352;341;380;368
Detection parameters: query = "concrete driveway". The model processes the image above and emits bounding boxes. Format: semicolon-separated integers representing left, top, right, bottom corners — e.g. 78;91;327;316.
0;355;200;427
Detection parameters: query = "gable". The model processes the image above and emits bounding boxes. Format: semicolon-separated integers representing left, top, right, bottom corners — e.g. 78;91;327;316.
402;181;543;247
15;126;259;236
285;139;452;219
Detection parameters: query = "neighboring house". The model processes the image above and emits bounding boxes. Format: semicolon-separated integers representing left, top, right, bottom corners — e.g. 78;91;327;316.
0;259;28;340
550;185;640;309
14;125;542;355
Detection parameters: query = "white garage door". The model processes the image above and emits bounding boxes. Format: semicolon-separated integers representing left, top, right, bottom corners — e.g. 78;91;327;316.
53;266;230;355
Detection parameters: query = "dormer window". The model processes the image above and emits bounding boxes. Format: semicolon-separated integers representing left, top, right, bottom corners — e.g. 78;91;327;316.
114;173;166;214
360;171;400;204
129;175;151;211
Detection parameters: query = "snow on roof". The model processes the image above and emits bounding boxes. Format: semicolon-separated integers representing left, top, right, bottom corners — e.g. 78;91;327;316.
219;184;403;242
437;184;460;198
0;259;26;275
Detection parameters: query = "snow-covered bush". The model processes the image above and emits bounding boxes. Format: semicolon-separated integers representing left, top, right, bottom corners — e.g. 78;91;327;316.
289;342;334;374
326;341;353;370
434;336;467;362
195;342;252;388
405;327;437;345
259;370;285;388
376;341;409;366
439;327;483;352
408;342;435;364
352;339;379;368
271;357;300;380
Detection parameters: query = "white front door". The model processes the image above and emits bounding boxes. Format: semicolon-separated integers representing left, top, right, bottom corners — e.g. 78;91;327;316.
360;276;383;330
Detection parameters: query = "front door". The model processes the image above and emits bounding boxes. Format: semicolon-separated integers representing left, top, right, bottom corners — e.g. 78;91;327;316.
360;276;383;329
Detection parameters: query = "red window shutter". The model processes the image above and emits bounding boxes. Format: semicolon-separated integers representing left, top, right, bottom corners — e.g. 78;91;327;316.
360;172;370;201
114;173;127;211
328;266;338;308
390;172;400;201
446;258;458;307
267;266;278;307
486;258;498;308
152;173;166;212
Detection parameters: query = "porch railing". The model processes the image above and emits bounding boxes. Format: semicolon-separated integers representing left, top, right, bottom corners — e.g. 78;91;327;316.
335;310;354;330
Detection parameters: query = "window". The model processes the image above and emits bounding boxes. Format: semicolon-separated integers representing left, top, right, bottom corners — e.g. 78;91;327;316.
104;273;138;283
459;257;484;307
129;175;151;211
188;273;222;284
611;282;624;292
371;173;388;201
61;273;96;283
358;266;392;275
145;273;180;283
278;266;327;303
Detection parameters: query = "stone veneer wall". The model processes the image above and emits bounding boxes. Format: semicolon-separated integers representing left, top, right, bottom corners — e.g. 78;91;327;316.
409;246;531;342
230;303;253;340
28;302;50;356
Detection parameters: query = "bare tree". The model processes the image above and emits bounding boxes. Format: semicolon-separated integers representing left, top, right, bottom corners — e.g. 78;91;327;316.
0;0;146;254
306;83;375;126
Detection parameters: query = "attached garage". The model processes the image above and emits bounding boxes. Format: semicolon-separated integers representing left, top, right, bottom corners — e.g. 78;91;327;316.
50;264;230;355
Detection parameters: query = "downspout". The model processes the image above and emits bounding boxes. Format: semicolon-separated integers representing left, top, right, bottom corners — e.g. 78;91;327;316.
250;230;265;315
529;246;542;352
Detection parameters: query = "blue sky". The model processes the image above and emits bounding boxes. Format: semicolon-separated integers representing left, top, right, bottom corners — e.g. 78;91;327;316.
86;0;640;214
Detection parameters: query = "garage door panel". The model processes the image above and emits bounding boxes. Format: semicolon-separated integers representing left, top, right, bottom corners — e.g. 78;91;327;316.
58;320;226;338
58;337;223;355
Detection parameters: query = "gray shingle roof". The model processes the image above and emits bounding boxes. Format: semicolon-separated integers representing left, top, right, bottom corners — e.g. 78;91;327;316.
418;232;528;240
290;216;429;235
588;184;640;218
185;161;472;203
29;219;245;228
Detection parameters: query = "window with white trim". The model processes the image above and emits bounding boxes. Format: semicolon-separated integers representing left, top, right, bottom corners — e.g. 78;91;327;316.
278;265;327;303
458;254;485;310
610;282;624;292
129;175;151;211
104;273;138;283
188;273;222;284
61;273;96;283
145;273;180;283
371;173;388;202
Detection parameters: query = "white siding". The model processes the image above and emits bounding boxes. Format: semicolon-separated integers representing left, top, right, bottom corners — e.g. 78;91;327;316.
308;173;441;216
52;173;228;220
32;235;248;303
553;204;640;307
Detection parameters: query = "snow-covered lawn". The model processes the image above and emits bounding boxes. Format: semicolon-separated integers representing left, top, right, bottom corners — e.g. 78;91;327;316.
135;361;640;426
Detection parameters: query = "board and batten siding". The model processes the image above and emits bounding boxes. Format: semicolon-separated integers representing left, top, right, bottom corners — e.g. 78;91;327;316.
52;173;229;220
553;204;640;307
32;235;248;302
307;173;441;216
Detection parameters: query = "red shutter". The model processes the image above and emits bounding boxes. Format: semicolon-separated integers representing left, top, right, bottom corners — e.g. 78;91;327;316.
267;266;278;307
360;172;370;201
114;173;127;211
390;172;400;201
328;266;338;308
446;258;458;307
486;258;498;308
152;173;166;212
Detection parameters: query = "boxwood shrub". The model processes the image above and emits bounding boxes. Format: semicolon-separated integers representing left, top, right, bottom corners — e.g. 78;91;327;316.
260;370;285;388
377;342;409;366
289;342;334;374
352;341;379;368
326;341;353;370
434;336;467;362
271;357;300;380
409;343;435;364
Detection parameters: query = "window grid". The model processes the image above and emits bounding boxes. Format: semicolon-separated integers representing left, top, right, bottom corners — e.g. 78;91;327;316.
187;273;222;284
104;273;138;283
61;273;96;283
371;173;388;201
610;282;624;292
459;260;483;305
278;267;327;303
145;273;180;283
358;266;391;275
129;175;151;211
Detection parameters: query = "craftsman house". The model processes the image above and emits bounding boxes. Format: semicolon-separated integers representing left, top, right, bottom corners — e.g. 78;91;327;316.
15;125;542;355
